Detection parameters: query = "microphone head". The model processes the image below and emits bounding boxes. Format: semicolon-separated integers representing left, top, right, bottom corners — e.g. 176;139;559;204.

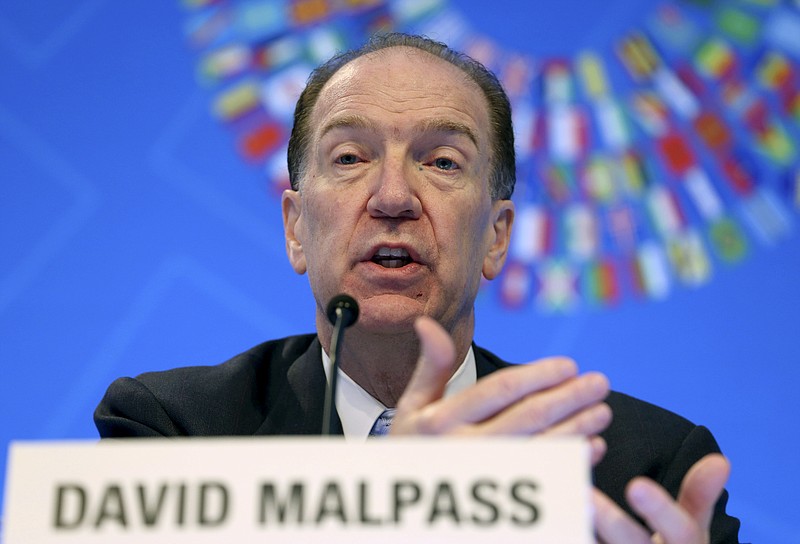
326;294;359;328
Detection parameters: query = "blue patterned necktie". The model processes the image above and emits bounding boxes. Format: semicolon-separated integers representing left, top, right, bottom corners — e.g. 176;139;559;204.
368;408;396;437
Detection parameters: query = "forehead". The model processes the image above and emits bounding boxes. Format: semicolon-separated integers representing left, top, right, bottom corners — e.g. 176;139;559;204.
310;47;490;144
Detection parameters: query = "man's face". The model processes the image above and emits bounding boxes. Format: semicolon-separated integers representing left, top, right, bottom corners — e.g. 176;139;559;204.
282;47;514;338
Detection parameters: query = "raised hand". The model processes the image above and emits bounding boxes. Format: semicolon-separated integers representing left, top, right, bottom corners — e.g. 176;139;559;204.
391;316;612;463
593;453;731;543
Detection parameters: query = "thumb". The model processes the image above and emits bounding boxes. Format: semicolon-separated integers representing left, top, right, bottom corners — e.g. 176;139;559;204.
395;316;456;415
677;453;730;529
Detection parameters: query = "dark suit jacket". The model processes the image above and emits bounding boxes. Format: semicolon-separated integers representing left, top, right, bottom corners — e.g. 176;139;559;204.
95;334;741;542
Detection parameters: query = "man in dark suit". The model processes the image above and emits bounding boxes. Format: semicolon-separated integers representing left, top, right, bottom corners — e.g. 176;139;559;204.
96;33;740;543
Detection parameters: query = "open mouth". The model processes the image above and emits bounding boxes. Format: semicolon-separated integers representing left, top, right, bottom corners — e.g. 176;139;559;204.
371;247;414;269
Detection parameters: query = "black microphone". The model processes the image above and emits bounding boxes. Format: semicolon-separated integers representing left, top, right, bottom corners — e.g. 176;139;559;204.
322;294;359;435
326;294;359;328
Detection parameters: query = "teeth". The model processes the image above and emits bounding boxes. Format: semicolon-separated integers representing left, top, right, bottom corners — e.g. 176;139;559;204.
375;247;410;258
372;247;412;268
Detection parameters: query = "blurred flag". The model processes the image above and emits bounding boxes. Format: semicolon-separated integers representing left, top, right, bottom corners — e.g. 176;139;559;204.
684;168;724;222
692;110;731;152
213;80;261;121
709;218;748;263
199;43;252;83
666;230;712;286
536;259;578;312
583;259;619;305
500;261;532;309
290;0;332;26
577;52;608;99
695;38;738;82
619;150;652;196
629;91;670;136
253;35;304;71
716;7;761;46
548;104;589;162
594;98;630;151
647;4;703;56
740;188;793;244
305;26;348;64
540;161;574;204
512;101;536;160
633;242;671;299
607;205;639;253
238;120;283;162
541;61;589;162
512;205;553;262
657;131;696;177
390;0;445;25
722;80;796;165
582;155;616;203
260;64;313;121
647;186;687;239
500;54;537;98
720;151;757;196
652;68;700;120
266;147;291;194
235;0;289;41
564;203;600;261
617;32;661;82
756;51;793;90
578;52;630;151
185;6;235;47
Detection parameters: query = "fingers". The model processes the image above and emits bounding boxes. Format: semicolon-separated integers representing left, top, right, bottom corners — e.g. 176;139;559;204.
594;454;729;544
395;316;611;440
542;403;612;465
625;478;702;543
676;453;730;529
456;371;610;435
538;395;613;437
437;357;580;427
622;454;729;544
593;488;651;544
394;316;456;417
588;436;608;467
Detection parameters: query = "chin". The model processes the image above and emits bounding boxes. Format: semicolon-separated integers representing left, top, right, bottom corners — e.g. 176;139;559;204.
355;294;427;334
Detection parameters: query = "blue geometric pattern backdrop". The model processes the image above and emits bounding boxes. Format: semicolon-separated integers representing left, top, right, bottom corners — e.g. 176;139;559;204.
1;2;798;542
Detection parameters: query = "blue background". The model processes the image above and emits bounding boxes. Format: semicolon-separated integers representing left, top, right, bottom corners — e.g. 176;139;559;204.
1;2;798;542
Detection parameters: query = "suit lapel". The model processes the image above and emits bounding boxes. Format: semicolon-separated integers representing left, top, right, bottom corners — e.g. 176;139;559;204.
255;336;343;436
474;343;511;378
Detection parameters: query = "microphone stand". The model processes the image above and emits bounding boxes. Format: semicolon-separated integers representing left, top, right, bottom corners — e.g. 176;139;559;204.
322;309;345;436
322;295;359;436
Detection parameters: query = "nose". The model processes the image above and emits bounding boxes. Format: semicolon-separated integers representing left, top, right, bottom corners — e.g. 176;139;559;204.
366;155;422;219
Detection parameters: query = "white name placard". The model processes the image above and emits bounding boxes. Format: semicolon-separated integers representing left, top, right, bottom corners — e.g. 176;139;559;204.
3;437;592;543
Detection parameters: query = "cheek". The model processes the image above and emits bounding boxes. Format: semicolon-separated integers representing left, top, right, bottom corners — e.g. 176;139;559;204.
432;197;491;257
301;192;358;256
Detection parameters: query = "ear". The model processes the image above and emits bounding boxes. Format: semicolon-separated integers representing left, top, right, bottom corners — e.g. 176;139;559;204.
482;199;515;280
281;189;307;274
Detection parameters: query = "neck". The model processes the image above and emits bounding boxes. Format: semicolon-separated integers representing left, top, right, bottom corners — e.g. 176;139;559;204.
318;318;472;407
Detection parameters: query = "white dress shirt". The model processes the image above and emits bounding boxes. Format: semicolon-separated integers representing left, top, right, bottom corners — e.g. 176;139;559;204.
321;347;478;440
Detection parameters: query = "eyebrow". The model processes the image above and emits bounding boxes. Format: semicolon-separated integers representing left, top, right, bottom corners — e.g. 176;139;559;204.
319;115;479;148
415;118;479;148
319;115;378;139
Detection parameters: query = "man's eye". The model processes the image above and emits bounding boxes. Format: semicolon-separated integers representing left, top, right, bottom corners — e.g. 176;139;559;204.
335;153;360;165
433;157;457;171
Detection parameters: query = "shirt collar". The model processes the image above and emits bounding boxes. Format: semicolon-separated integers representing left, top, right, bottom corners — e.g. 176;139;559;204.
321;346;477;441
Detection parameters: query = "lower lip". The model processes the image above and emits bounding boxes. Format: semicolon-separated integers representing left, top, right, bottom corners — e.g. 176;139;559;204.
358;261;425;281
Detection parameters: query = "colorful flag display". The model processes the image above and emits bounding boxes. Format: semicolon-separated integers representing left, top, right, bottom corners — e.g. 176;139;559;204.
183;0;798;313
